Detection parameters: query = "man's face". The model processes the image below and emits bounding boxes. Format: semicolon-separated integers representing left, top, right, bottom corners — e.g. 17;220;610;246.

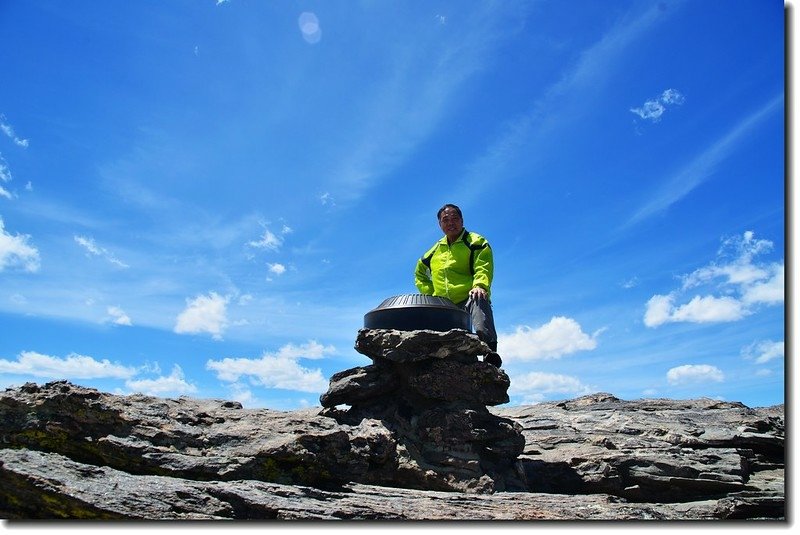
438;208;463;240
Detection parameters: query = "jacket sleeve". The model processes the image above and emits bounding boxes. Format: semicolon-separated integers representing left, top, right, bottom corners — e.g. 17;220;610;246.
471;243;493;291
414;256;434;295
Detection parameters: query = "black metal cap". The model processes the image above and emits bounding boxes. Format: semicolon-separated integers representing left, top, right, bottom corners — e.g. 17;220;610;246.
364;294;470;331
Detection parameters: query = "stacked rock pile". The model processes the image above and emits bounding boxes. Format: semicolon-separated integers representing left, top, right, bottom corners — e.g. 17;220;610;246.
320;328;526;493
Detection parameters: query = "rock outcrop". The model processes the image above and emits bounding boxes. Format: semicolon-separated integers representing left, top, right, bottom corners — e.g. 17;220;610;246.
0;329;785;520
320;328;525;493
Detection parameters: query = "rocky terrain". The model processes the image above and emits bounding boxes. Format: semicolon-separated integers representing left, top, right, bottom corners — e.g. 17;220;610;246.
0;329;785;520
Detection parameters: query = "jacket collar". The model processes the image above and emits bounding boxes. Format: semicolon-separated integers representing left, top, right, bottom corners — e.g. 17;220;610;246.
439;228;467;246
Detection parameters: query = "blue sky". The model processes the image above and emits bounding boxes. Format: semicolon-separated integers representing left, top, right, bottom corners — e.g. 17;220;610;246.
0;0;786;410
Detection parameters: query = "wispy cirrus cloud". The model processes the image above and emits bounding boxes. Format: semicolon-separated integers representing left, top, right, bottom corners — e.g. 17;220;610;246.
644;231;783;327
627;94;783;226
74;235;130;268
0;154;13;199
630;88;685;123
325;4;526;206
0;217;40;272
742;340;784;365
247;224;292;251
460;2;674;205
0;115;29;148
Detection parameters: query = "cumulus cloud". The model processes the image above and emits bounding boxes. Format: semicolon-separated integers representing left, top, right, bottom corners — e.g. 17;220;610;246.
267;262;286;276
206;340;334;393
107;306;132;326
74;235;129;268
645;294;746;327
174;292;230;340
0;115;29;148
508;371;594;404
666;364;724;385
0;217;40;272
275;340;335;360
498;317;600;361
125;365;197;396
630;88;685;122
0;351;137;379
644;231;783;327
742;340;784;364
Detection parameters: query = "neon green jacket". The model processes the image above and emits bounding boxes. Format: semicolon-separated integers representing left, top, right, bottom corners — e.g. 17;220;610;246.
414;229;493;304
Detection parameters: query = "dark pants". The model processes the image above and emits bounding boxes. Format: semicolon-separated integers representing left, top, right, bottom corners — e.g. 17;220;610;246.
458;296;498;352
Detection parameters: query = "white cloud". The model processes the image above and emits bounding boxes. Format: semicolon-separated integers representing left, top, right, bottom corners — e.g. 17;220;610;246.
0;217;40;272
621;276;639;289
0;154;11;182
267;262;286;275
1;154;13;198
74;235;129;268
0;351;137;379
666;364;724;385
248;229;282;251
627;94;783;225
276;340;335;360
498;316;600;361
206;340;334;393
253;231;282;249
630;88;684;122
226;383;261;408
645;294;747;327
125;365;197;396
174;292;229;340
508;371;594;404
644;231;783;327
320;192;335;206
660;88;685;105
670;295;745;323
742;340;784;364
107;305;132;326
0;115;29;148
742;263;783;305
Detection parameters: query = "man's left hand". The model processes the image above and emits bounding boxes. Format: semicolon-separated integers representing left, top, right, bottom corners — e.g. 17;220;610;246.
469;286;488;300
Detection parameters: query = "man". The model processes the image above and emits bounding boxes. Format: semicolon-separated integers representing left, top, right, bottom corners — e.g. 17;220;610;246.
414;204;502;367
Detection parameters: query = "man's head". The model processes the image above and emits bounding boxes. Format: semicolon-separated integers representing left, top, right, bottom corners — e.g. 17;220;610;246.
437;203;464;243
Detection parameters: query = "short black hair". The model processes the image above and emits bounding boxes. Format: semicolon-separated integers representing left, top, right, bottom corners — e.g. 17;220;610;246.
437;203;462;220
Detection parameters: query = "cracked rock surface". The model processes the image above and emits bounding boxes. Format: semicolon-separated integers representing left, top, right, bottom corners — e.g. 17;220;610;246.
0;329;784;520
